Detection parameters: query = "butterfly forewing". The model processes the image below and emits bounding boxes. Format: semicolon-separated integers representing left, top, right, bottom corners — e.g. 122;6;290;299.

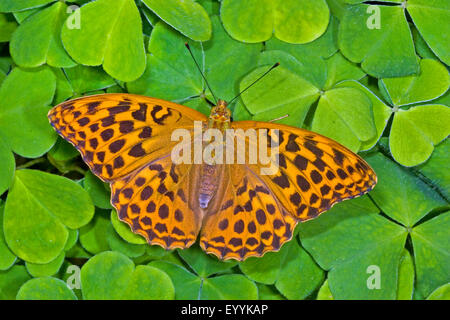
234;121;377;222
48;93;207;181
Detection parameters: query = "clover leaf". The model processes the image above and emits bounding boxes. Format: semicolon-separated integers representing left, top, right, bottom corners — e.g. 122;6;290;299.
4;169;94;263
79;210;110;255
0;203;16;271
16;277;77;300
240;238;324;299
150;260;258;299
0;265;31;300
129;15;260;105
390;104;450;167
300;194;408;299
63;65;116;96
0;134;15;196
81;251;175;299
417;139;450;200
426;283;450;300
0;0;54;12
397;250;415;300
407;0;450;65
106;224;146;258
339;4;419;78
316;279;333;300
411;212;450;298
0;13;17;42
240;38;376;152
220;0;330;44
61;0;146;82
311;87;376;152
25;252;65;277
381;59;449;107
142;0;212;41
84;171;112;210
374;59;450;166
335;80;392;151
10;2;76;68
239;65;320;127
0;67;57;158
366;151;446;227
178;245;237;278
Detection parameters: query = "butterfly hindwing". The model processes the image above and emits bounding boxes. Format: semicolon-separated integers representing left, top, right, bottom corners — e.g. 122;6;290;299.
200;164;298;261
111;155;203;250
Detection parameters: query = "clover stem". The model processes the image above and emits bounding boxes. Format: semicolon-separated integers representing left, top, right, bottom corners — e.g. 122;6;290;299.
17;158;46;169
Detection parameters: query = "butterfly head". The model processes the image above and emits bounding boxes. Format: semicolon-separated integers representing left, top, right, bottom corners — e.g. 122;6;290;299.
209;99;231;124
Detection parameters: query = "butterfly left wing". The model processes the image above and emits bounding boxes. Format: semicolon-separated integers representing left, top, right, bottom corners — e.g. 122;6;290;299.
48;93;207;182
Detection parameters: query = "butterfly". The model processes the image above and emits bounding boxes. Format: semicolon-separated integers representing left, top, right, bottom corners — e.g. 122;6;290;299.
48;91;377;261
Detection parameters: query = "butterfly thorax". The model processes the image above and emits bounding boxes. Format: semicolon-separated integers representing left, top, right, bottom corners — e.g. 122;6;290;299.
207;99;231;130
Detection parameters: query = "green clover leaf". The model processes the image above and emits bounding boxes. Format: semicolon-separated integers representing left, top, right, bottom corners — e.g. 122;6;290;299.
0;266;31;300
220;0;330;44
4;169;95;263
240;238;324;299
0;134;15;196
0;0;54;12
142;0;212;41
61;0;146;82
16;277;77;300
10;2;76;68
339;4;419;78
411;212;450;298
0;67;57;158
81;251;175;299
0;203;16;271
178;244;237;278
150;259;258;299
377;59;450;167
0;13;17;42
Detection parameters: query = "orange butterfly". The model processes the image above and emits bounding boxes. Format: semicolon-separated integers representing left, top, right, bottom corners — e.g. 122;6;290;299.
48;52;376;261
48;92;376;261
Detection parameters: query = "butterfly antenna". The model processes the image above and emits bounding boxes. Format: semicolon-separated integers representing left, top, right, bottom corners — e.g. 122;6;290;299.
228;62;280;105
185;42;218;104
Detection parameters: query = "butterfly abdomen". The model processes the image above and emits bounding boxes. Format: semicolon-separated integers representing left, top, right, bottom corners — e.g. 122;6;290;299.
198;164;220;209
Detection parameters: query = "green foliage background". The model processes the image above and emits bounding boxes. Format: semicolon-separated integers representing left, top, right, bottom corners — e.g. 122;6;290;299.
0;0;449;300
